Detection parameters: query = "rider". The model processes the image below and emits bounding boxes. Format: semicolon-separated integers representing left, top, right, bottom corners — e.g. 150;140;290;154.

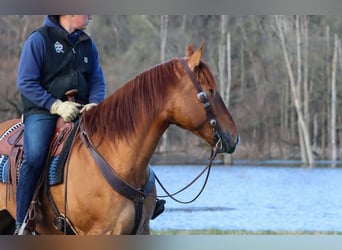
15;15;106;235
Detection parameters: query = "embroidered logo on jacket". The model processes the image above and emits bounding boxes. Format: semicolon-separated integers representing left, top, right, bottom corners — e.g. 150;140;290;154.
54;41;64;53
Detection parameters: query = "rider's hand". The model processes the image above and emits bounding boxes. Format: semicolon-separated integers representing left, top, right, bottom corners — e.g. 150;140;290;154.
80;103;97;113
50;99;81;122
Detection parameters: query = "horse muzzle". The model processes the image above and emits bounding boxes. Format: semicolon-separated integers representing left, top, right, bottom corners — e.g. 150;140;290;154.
213;129;239;154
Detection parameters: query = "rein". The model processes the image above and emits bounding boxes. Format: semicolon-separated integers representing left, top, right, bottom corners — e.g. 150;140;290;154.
153;59;223;204
155;139;221;204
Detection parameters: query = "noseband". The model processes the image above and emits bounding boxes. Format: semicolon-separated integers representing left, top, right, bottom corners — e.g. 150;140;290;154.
179;58;222;151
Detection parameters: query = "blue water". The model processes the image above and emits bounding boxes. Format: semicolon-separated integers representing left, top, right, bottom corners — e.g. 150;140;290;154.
150;163;342;232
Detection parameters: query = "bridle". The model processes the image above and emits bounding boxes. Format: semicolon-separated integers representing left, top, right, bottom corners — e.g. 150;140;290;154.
154;58;223;204
179;58;223;150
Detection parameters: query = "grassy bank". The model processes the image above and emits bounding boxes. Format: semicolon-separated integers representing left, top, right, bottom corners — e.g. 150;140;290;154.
151;229;342;235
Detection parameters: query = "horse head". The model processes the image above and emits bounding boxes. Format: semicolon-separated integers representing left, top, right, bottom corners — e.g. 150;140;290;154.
167;43;239;154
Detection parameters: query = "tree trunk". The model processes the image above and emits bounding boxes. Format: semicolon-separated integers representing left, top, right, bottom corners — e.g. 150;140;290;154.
313;114;318;150
239;40;245;100
325;26;331;159
302;16;309;129
218;15;232;164
331;34;338;163
226;32;231;106
218;15;227;101
158;15;169;153
296;15;307;163
223;31;232;164
275;15;314;166
160;15;168;62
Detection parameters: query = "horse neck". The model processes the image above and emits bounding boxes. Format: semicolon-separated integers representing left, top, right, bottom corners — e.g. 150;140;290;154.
87;62;178;185
127;110;169;159
93;100;170;187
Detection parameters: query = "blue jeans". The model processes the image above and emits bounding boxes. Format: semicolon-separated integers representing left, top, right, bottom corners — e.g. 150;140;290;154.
16;113;58;225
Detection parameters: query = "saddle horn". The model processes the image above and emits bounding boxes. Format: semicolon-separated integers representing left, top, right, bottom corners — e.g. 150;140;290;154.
65;89;77;102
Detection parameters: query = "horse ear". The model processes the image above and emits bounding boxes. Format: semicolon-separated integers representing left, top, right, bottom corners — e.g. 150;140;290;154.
187;42;205;70
185;43;195;57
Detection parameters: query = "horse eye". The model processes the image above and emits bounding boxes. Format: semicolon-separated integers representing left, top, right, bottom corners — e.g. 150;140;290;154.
208;89;214;95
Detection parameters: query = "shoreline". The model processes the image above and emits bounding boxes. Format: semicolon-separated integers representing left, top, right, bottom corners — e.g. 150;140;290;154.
151;229;342;235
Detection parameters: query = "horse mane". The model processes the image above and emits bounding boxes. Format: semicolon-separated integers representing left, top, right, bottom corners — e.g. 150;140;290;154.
81;57;217;144
82;58;179;142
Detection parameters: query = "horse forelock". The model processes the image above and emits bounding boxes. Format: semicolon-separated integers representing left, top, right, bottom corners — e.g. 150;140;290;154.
82;58;179;142
198;61;217;91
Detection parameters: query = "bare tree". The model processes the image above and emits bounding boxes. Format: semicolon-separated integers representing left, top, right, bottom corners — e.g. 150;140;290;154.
160;15;168;62
217;15;233;164
226;32;231;106
218;15;227;103
274;15;314;165
330;34;339;162
296;15;306;163
302;16;309;128
158;15;169;153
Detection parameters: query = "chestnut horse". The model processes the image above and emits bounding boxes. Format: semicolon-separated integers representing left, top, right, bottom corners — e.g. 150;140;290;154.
0;43;238;235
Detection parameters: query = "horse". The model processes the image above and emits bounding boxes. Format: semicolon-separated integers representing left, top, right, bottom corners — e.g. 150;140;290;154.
0;43;239;235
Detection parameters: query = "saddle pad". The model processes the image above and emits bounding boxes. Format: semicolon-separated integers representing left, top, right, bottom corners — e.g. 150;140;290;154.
0;154;63;186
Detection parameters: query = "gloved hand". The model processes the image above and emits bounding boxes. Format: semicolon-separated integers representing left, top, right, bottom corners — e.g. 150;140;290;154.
50;99;81;122
80;103;97;113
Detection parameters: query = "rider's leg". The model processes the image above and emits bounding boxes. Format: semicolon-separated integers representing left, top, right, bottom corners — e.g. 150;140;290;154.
15;114;57;234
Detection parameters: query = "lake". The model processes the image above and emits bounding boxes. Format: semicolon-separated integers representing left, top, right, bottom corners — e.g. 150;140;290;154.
150;161;342;232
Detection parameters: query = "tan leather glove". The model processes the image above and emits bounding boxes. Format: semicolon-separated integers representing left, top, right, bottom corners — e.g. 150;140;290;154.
80;103;97;113
50;99;81;122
